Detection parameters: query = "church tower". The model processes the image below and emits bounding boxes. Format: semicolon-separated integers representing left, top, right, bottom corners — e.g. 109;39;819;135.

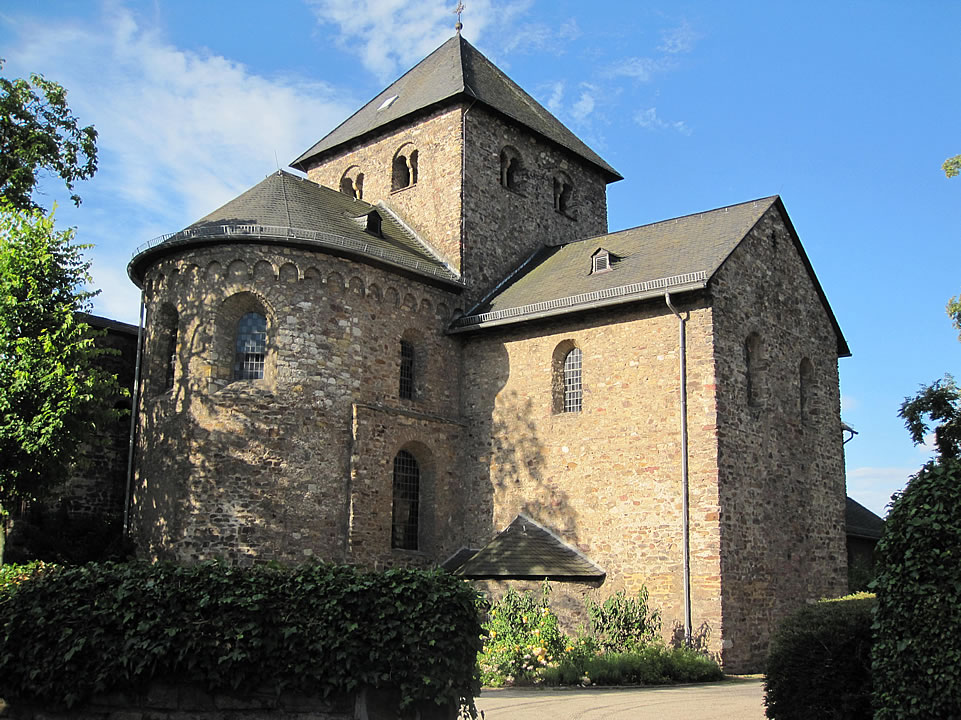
292;34;622;305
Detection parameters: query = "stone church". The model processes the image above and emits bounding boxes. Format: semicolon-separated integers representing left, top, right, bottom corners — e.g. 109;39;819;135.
126;33;850;671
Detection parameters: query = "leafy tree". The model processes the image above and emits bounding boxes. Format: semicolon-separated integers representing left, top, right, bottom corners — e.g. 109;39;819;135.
0;60;97;210
944;154;961;179
0;201;120;520
898;375;961;460
872;458;961;718
949;292;961;341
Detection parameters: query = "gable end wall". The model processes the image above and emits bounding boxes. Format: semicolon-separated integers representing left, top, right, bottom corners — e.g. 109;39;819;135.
709;205;847;672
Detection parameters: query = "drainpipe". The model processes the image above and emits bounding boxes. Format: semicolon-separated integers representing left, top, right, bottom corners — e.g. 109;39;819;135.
123;290;146;536
665;292;692;645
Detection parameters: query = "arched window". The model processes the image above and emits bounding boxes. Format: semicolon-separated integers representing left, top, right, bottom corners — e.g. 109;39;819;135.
339;166;364;199
799;357;814;420
745;333;762;407
399;340;415;400
234;312;267;380
553;172;574;215
563;347;583;413
154;303;178;394
392;450;420;550
392;145;418;191
500;146;523;190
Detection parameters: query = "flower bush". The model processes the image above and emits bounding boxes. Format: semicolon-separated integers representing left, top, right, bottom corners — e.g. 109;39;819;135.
478;583;566;686
478;583;723;688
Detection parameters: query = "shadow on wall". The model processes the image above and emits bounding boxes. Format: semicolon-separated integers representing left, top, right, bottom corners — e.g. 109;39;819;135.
466;338;584;567
132;270;347;565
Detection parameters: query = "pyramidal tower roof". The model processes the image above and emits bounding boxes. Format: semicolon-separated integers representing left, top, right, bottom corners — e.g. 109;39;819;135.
291;34;621;181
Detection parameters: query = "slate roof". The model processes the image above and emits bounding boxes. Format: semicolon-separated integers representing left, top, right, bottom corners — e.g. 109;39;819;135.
128;171;461;286
80;313;139;337
846;496;885;540
452;195;851;358
291;34;620;181
450;514;606;580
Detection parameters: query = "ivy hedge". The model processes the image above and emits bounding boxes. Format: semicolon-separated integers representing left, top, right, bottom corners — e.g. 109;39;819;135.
764;593;875;720
0;561;483;714
873;458;961;719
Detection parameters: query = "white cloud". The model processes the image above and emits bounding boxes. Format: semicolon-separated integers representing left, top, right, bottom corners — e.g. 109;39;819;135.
2;3;355;320
658;19;699;55
841;394;858;412
634;107;691;135
499;16;582;55
606;57;663;82
545;81;565;114
307;0;499;80
571;88;596;122
847;466;919;517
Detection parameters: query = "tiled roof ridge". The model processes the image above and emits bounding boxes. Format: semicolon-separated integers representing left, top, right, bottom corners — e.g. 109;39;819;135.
373;201;461;279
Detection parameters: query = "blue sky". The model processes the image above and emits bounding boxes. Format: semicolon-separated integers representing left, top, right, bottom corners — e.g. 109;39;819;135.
2;1;959;517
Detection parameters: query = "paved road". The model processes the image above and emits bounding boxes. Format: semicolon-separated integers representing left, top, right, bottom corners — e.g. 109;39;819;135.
474;678;766;720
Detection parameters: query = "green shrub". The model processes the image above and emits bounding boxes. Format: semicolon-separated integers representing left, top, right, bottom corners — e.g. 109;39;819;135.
540;645;722;687
477;582;723;688
764;593;875;720
586;588;661;653
0;561;483;714
872;458;961;719
477;583;566;686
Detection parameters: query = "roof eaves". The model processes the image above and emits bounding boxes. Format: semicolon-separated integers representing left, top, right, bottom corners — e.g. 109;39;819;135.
449;272;708;333
127;224;464;289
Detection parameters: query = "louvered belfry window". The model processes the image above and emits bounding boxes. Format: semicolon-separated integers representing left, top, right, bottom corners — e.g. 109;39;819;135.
563;347;583;413
399;340;415;400
234;312;267;380
392;450;420;550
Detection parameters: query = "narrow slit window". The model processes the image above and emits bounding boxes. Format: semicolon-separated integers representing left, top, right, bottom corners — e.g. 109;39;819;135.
563;347;582;413
399;340;415;400
164;325;178;390
234;312;267;380
392;450;420;550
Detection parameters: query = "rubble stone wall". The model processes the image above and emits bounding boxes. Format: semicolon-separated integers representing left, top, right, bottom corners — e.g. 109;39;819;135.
131;244;463;566
709;204;848;672
458;298;724;657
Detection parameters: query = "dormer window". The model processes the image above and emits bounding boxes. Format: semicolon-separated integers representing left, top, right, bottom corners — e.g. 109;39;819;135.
366;210;383;237
591;249;612;274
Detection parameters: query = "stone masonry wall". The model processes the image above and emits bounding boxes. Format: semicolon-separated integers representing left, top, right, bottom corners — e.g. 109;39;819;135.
131;244;464;567
461;106;610;306
459;298;724;656
305;106;465;275
710;204;848;672
304;103;613;307
58;325;138;520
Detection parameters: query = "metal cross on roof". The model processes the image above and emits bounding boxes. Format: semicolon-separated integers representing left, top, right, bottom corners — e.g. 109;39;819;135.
453;1;466;33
